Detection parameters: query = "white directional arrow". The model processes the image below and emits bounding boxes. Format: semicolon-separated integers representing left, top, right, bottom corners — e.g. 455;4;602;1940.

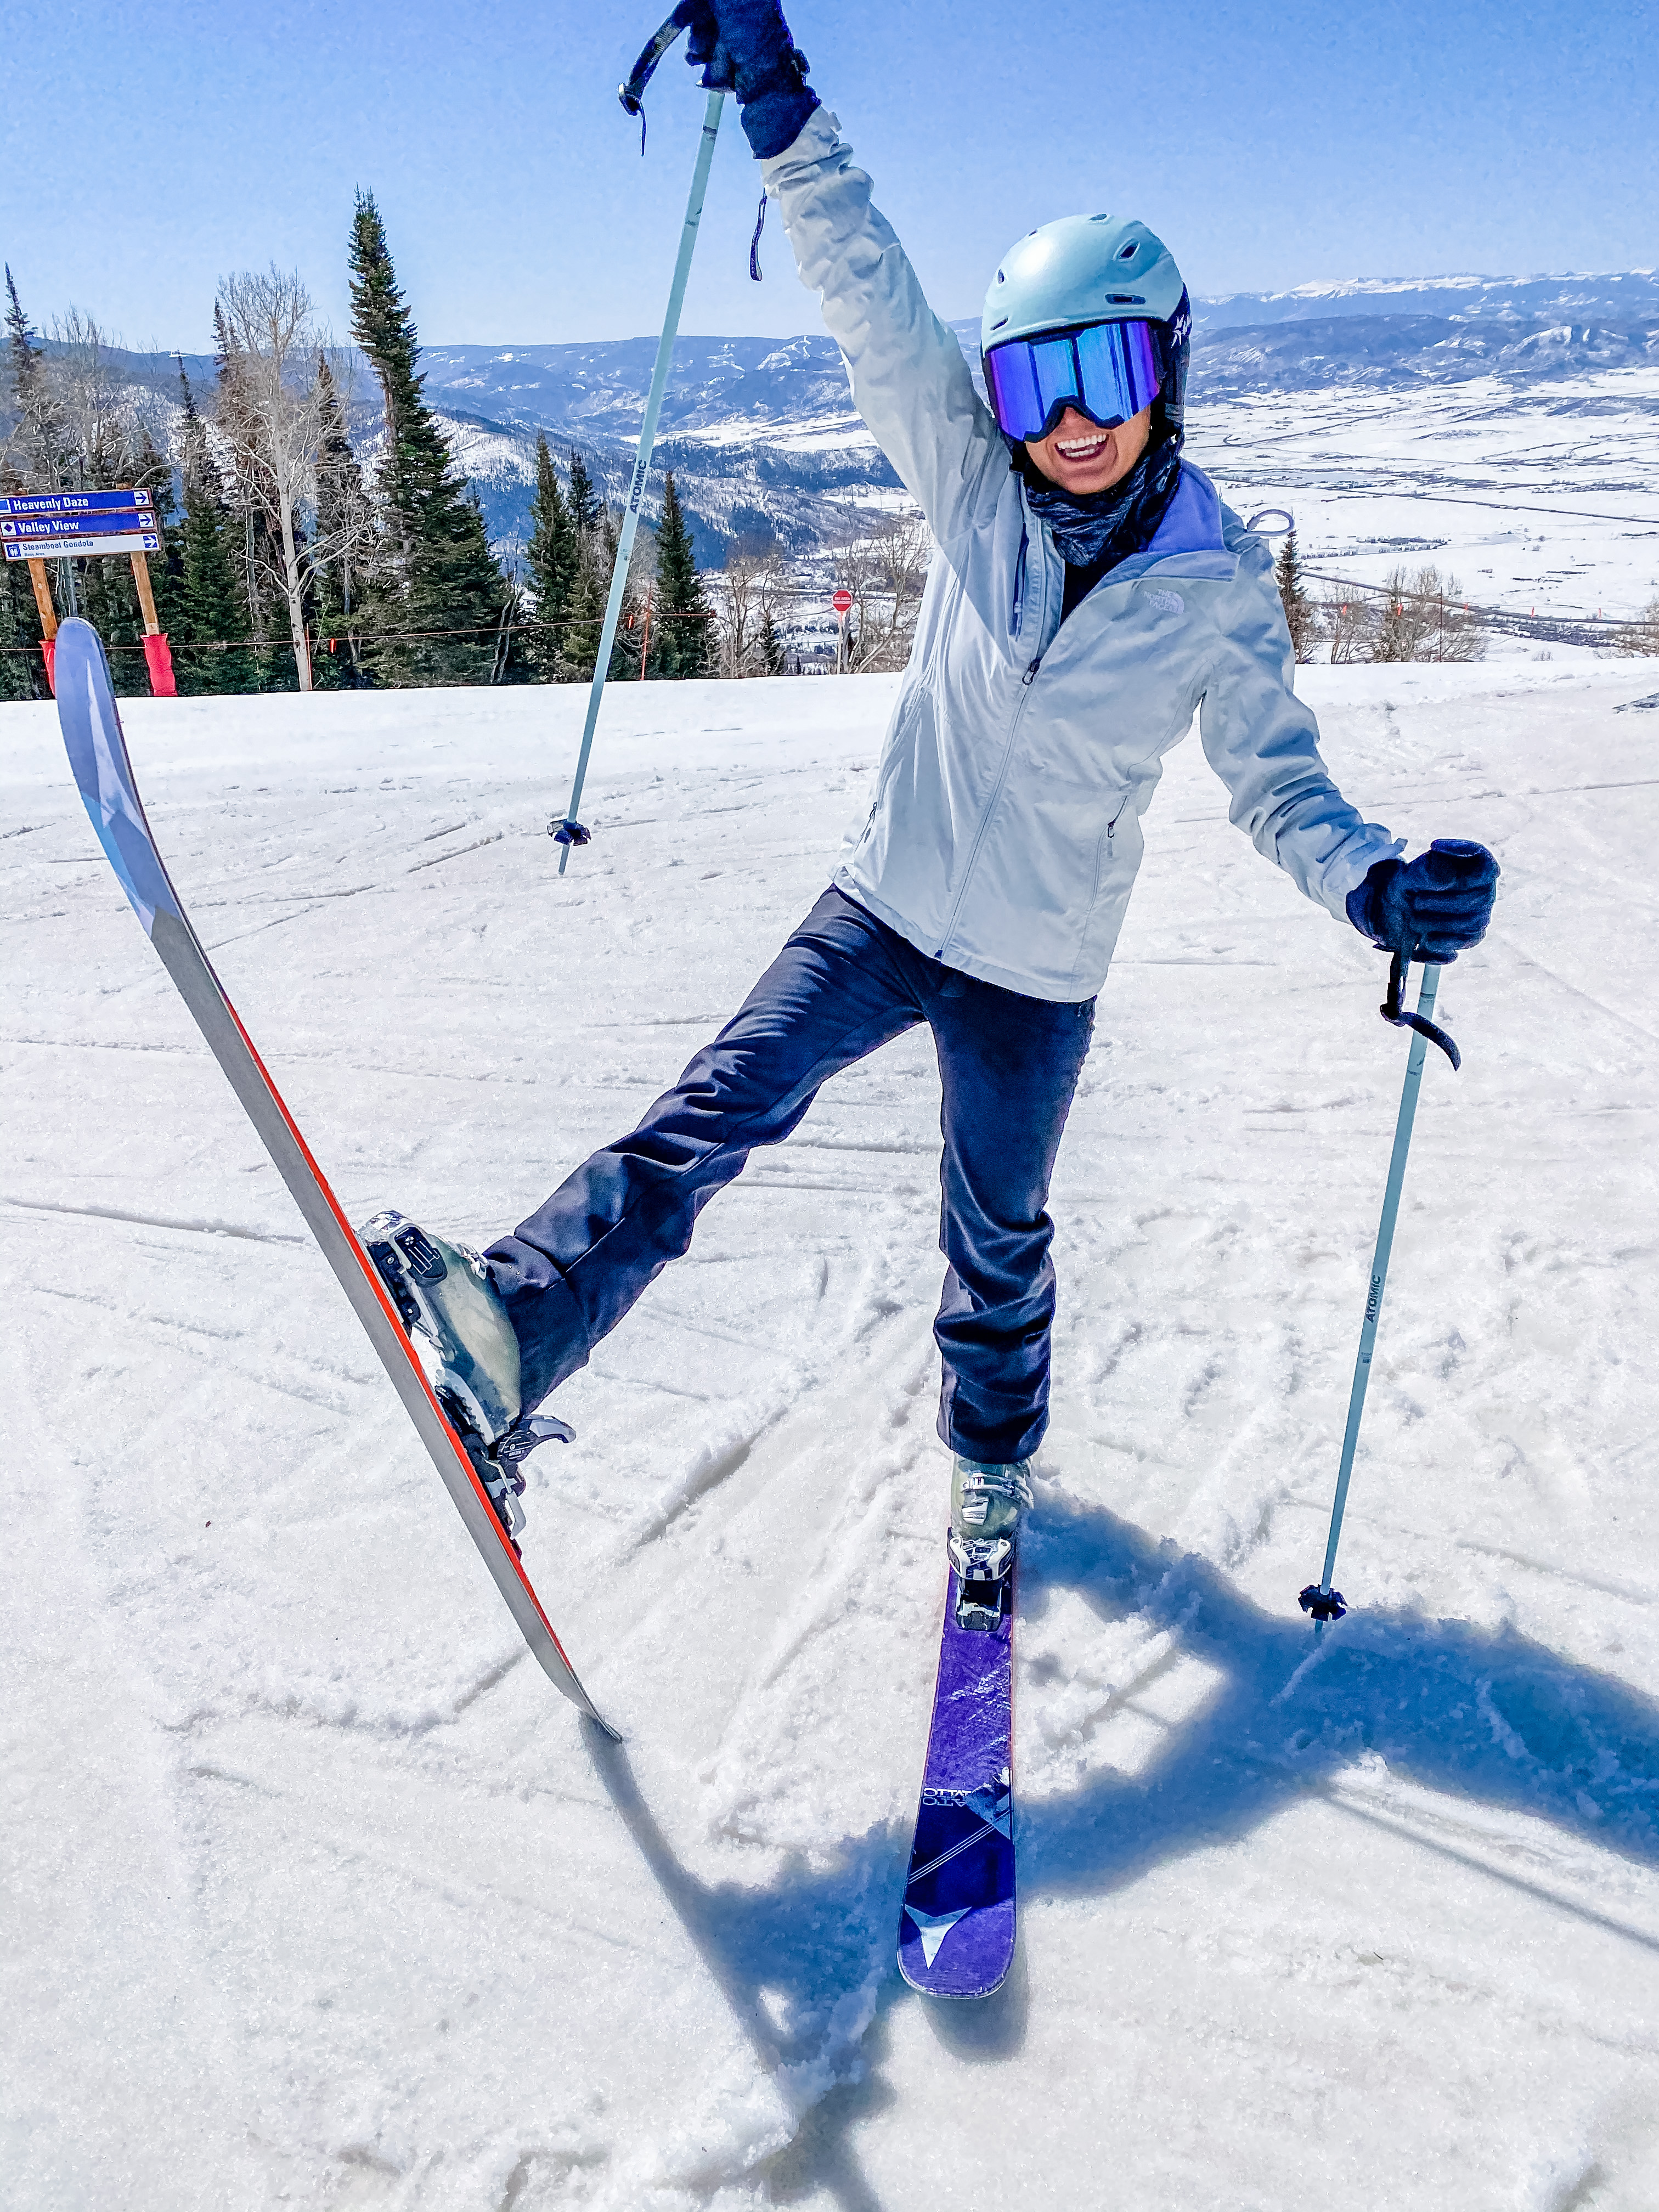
904;1904;971;1969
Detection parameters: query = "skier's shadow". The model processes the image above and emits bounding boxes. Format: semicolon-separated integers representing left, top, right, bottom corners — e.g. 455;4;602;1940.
582;1723;910;2212
1020;1494;1659;1925
583;1491;1659;2206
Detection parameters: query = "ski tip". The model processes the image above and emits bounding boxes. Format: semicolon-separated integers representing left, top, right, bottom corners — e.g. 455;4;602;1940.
897;1899;1016;2000
897;1944;1015;2002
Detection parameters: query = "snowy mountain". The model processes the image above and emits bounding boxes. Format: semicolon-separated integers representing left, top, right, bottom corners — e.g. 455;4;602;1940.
71;269;1659;610
410;270;1659;558
417;275;1659;465
1193;268;1659;328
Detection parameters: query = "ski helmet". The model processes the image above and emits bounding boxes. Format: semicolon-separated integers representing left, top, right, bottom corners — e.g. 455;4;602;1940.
981;215;1190;443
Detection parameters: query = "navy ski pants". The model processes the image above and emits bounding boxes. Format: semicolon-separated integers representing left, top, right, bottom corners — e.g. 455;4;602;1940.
486;888;1094;1463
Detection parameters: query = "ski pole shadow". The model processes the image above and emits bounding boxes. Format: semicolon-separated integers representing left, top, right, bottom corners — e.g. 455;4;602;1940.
1019;1489;1659;1924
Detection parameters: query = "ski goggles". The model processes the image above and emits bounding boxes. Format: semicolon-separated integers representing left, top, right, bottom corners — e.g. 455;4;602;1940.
984;316;1166;445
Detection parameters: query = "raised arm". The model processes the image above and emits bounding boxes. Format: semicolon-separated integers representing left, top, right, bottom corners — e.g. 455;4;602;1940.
683;0;1006;541
762;111;1007;543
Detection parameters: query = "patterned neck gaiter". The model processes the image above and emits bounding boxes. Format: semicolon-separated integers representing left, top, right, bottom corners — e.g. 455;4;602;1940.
1019;429;1185;571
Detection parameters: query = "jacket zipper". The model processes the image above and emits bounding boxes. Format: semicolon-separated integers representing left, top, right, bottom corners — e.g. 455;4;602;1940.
935;653;1044;958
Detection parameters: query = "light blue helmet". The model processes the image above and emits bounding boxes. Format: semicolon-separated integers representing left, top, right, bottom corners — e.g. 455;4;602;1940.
982;214;1186;350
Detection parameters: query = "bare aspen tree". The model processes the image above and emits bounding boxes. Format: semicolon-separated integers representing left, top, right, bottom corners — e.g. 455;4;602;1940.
832;511;932;673
50;312;134;483
1322;592;1375;664
212;269;370;691
1613;596;1659;656
715;544;787;676
1373;565;1486;663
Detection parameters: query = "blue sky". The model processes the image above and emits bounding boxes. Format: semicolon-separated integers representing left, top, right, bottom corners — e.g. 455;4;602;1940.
3;0;1655;352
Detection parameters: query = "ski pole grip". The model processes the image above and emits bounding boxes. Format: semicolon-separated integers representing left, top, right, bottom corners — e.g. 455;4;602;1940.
620;0;701;114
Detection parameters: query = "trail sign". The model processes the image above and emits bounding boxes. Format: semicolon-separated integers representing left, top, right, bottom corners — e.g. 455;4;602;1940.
5;488;175;699
832;588;853;616
2;488;159;561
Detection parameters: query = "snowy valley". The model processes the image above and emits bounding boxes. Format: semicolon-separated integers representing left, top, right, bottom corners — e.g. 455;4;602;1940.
100;269;1659;635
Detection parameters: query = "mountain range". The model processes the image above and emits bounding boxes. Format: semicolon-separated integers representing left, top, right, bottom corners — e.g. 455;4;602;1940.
63;270;1659;564
435;271;1659;559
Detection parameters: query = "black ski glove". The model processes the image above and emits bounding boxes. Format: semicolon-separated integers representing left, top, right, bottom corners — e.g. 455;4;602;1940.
1346;838;1500;962
685;0;819;158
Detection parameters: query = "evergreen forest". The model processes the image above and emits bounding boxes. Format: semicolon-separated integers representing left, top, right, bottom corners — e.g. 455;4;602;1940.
0;205;712;701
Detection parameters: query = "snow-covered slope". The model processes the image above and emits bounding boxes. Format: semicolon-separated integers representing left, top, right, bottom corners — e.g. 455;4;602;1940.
4;666;1658;2208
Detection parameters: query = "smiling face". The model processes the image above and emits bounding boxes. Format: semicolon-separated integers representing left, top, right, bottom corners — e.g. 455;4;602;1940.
1025;403;1153;495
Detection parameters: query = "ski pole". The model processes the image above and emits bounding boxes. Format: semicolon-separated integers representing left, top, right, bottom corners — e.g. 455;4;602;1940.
1300;957;1455;1628
551;41;725;873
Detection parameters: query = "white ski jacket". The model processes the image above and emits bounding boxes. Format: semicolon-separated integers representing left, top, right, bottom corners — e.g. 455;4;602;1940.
763;110;1401;1002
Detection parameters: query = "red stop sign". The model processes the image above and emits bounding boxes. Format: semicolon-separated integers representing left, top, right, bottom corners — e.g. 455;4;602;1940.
832;588;853;616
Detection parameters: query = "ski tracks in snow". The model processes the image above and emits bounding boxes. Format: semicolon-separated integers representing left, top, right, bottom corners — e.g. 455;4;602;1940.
5;670;1659;2207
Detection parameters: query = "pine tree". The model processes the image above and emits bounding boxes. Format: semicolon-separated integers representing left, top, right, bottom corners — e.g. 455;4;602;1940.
600;506;641;685
756;603;787;675
0;274;54;697
1274;529;1317;663
524;432;578;679
566;448;600;538
564;521;608;683
650;472;709;678
348;190;510;685
174;364;256;693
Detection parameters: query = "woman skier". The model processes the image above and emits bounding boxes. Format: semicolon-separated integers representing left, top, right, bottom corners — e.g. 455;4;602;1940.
363;0;1498;1624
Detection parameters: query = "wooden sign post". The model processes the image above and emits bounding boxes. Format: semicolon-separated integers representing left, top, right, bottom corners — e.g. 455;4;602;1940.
25;556;58;692
128;546;176;696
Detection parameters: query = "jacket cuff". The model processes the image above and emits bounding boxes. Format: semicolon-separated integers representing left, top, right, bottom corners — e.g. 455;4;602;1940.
1346;855;1404;944
759;101;845;182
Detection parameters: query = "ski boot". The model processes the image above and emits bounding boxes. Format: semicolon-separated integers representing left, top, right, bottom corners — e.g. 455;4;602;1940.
359;1210;572;1553
947;1457;1032;1632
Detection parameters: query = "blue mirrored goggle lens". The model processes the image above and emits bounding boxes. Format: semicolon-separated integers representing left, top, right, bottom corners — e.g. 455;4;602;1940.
985;319;1164;443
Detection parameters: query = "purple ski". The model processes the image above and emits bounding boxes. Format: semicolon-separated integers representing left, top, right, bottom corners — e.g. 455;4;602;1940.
897;1566;1016;1999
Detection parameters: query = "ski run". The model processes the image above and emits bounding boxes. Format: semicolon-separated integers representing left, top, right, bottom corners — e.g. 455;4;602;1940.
4;656;1658;2208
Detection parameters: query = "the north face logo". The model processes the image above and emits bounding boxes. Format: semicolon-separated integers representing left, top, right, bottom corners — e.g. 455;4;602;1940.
1147;590;1185;615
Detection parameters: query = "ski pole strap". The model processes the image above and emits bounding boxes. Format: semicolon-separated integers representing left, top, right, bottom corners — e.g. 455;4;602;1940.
619;0;701;142
750;190;768;281
1381;949;1461;1071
